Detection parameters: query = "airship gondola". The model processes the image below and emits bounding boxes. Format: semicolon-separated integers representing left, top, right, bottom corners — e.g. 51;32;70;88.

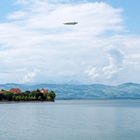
63;22;78;25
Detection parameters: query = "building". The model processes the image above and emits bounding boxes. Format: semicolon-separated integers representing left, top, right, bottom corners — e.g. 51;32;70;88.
10;88;21;94
40;88;49;94
0;91;5;94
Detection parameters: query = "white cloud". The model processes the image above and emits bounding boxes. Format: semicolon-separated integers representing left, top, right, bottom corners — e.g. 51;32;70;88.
86;67;100;79
102;49;124;78
0;0;139;84
7;11;27;20
85;49;124;81
22;70;38;83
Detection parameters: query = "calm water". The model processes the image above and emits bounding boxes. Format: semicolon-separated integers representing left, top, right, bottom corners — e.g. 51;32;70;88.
1;100;140;140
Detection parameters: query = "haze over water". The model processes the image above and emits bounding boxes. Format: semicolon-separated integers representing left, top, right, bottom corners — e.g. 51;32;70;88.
0;100;140;140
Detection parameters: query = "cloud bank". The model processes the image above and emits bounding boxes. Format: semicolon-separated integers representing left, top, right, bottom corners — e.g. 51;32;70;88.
0;0;140;84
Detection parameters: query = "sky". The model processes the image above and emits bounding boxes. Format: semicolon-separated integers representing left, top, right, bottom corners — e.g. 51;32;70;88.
0;0;140;85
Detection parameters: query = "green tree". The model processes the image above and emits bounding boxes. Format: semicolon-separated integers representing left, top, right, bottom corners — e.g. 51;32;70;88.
4;91;13;101
48;91;56;101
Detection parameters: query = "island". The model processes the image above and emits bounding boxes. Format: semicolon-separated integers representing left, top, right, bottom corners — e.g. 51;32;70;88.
0;88;56;102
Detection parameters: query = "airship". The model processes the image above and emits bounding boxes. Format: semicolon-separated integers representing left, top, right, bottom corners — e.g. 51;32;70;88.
63;22;78;25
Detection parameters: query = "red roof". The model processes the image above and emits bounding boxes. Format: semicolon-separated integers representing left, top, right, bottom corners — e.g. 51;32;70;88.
40;89;48;94
10;88;21;94
0;91;5;94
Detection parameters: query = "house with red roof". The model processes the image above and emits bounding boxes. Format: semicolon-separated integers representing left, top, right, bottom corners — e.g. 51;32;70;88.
40;89;48;94
0;91;5;94
10;88;21;94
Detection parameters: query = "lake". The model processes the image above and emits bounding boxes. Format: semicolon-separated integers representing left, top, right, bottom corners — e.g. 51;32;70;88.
0;100;140;140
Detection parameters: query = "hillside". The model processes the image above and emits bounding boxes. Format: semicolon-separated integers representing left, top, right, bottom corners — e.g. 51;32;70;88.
0;83;140;99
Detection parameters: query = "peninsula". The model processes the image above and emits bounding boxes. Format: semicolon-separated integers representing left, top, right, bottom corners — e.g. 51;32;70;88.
0;88;56;102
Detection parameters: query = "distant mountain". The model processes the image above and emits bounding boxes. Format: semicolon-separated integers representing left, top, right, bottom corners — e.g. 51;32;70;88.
0;83;140;99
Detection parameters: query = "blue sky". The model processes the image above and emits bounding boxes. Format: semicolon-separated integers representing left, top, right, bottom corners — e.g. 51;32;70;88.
107;0;140;34
0;0;140;33
0;0;140;84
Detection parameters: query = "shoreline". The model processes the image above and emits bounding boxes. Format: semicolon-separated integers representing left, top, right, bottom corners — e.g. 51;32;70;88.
1;98;140;104
0;100;55;104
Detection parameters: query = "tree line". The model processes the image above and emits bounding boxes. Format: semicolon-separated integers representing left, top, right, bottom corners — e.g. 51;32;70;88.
0;89;56;102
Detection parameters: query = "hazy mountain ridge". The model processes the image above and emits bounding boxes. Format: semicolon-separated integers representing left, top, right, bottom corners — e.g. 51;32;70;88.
0;83;140;99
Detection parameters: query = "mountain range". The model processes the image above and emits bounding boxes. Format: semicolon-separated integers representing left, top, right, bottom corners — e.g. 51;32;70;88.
0;83;140;99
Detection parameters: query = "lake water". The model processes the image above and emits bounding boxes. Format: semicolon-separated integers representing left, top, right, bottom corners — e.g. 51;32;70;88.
0;100;140;140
